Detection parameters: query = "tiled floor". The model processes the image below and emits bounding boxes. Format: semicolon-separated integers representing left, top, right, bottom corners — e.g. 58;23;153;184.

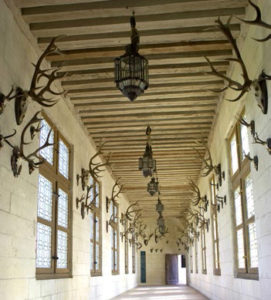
111;285;208;300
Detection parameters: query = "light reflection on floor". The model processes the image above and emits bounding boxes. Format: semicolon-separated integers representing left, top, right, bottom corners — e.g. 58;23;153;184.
111;285;208;299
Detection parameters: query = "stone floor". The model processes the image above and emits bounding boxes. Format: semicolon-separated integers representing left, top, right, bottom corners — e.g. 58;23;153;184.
111;285;209;299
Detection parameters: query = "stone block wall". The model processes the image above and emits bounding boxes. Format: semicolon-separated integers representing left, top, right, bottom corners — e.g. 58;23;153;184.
0;1;137;299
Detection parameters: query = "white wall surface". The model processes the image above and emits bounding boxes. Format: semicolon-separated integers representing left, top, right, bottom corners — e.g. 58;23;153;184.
0;0;137;299
188;1;271;300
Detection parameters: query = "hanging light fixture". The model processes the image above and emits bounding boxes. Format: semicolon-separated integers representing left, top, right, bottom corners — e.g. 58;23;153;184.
138;126;156;177
147;176;159;196
114;12;149;101
156;197;164;214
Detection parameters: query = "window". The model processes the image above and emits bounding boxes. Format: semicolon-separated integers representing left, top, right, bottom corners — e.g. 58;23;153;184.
201;226;207;274
90;177;102;276
124;222;129;274
190;249;193;273
110;201;119;274
36;115;72;279
194;234;198;274
229;114;258;279
132;234;136;274
210;175;221;275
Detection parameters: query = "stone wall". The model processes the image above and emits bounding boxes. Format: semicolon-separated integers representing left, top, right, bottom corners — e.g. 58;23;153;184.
0;0;137;299
188;1;271;299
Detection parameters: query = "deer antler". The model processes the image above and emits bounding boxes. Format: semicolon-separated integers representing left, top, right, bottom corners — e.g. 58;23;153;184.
238;0;271;41
0;129;17;149
194;140;214;177
20;112;54;174
206;17;253;102
125;202;141;221
8;112;54;177
88;141;110;180
0;88;17;114
188;179;208;207
28;36;66;107
111;178;123;204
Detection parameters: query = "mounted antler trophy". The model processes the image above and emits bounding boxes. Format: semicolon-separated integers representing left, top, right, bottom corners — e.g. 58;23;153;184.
188;179;208;211
0;37;66;124
76;141;110;191
238;0;271;42
120;201;141;225
240;117;271;156
194;140;224;186
0;129;17;149
205;17;270;114
106;178;123;213
5;111;53;177
76;183;98;219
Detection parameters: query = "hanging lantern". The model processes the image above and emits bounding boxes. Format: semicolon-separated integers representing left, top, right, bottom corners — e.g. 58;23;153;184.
147;177;159;196
114;13;149;101
138;126;156;177
156;197;164;214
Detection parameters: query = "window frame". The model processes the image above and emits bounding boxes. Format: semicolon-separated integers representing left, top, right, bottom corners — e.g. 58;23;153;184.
90;178;102;277
194;233;198;274
110;202;119;275
132;234;136;274
210;175;221;276
201;226;207;274
228;114;259;280
36;113;73;280
124;221;129;274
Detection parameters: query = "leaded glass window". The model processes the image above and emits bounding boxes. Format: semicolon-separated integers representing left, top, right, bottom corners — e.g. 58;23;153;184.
228;112;258;279
90;176;102;276
210;175;220;275
110;201;119;274
36;114;72;279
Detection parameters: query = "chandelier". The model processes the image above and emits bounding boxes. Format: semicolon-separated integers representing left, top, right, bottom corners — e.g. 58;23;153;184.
138;126;156;177
114;13;149;101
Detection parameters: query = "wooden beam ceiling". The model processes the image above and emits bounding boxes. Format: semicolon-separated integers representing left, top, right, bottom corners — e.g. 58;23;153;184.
15;0;248;219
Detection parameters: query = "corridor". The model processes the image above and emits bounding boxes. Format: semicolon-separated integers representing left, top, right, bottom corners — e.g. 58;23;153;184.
111;285;208;300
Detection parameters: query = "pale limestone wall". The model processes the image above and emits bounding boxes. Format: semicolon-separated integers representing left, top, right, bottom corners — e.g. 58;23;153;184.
188;1;271;299
0;1;137;299
136;218;187;286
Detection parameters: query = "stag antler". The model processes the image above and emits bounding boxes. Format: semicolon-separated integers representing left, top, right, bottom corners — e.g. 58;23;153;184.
88;141;110;180
0;129;16;149
0;88;17;114
205;17;254;102
8;112;54;176
125;202;141;221
28;36;66;106
238;0;271;41
111;178;123;204
188;179;208;208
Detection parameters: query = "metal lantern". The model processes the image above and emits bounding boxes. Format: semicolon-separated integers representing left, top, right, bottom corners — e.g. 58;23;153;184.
114;13;149;101
139;126;156;177
147;177;159;196
156;197;164;214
